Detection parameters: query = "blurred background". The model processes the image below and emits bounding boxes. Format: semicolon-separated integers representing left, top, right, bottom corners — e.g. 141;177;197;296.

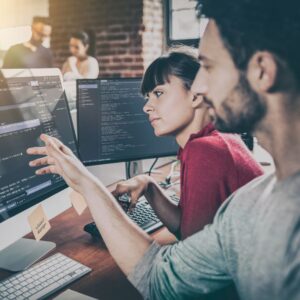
0;0;202;76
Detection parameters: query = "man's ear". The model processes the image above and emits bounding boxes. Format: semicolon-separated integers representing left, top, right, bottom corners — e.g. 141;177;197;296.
247;51;278;93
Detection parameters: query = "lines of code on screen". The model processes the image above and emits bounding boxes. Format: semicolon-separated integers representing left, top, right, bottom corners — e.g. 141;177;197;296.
77;78;178;165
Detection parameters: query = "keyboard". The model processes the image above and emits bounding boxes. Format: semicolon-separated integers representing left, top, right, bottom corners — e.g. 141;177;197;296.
165;190;180;205
0;253;91;300
84;189;180;238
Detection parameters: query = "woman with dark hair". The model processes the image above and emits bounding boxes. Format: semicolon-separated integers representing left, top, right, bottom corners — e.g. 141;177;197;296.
62;30;99;80
112;47;263;239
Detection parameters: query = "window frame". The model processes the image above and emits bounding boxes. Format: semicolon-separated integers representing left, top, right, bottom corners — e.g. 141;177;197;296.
165;0;200;47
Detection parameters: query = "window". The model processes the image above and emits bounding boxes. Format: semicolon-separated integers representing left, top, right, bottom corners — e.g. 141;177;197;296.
166;0;200;46
0;26;32;51
0;26;32;67
0;0;49;66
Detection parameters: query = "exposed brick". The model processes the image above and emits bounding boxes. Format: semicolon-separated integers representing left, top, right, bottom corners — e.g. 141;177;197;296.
49;0;163;77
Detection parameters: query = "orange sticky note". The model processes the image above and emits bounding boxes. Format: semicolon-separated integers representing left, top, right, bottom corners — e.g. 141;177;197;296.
28;204;51;241
70;190;87;215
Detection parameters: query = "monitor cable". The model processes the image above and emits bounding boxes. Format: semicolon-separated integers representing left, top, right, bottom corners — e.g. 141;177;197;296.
148;158;159;176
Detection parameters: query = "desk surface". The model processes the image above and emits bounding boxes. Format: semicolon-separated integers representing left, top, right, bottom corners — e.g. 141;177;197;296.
0;164;177;300
0;200;177;300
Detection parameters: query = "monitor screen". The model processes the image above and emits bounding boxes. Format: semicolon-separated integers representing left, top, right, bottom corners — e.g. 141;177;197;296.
0;69;77;223
77;78;178;165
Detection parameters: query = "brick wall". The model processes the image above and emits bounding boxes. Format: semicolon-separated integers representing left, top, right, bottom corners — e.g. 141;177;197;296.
142;0;164;70
49;0;164;77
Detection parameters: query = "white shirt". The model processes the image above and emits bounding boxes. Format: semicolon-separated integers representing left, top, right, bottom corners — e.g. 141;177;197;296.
62;56;99;81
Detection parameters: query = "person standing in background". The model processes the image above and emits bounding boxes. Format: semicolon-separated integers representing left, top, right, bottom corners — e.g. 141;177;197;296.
3;17;53;68
62;31;99;81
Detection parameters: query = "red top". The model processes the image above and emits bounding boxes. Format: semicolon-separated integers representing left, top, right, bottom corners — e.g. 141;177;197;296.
178;123;263;239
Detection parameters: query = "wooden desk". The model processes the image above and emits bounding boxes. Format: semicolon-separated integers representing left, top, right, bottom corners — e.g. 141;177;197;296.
0;163;177;300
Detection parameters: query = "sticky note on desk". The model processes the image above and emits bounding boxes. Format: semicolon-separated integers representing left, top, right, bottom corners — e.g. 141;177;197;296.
28;204;51;241
70;190;87;215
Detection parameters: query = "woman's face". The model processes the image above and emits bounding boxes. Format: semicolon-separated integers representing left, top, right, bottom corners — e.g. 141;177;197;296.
69;38;88;58
143;75;195;137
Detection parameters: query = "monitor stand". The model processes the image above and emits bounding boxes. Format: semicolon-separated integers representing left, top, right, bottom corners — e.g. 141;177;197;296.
0;238;55;272
125;160;143;179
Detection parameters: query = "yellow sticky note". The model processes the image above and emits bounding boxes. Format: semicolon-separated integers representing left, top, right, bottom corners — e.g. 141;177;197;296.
28;204;51;241
70;190;87;215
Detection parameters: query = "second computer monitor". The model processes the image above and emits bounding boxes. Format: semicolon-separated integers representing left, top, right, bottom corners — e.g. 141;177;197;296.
77;78;178;165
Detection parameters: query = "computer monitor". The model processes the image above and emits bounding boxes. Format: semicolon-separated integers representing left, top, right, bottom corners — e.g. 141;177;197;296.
0;69;77;271
77;78;178;167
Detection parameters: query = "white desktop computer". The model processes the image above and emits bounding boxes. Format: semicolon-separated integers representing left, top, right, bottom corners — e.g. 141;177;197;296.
0;68;76;271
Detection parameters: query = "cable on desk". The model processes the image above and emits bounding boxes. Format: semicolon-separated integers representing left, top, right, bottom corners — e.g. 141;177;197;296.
166;160;179;183
148;158;159;176
158;160;180;188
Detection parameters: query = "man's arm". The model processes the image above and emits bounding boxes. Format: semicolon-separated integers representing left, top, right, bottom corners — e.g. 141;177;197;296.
27;134;153;275
27;134;233;299
128;198;234;299
83;179;153;274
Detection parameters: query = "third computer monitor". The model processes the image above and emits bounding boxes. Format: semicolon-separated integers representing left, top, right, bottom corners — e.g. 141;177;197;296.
77;78;178;165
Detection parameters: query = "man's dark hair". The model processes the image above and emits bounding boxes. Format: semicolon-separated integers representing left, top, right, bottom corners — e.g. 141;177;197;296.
141;47;200;95
196;0;300;86
32;16;51;26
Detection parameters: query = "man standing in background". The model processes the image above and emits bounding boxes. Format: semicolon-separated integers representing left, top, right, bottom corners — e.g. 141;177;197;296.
3;16;53;68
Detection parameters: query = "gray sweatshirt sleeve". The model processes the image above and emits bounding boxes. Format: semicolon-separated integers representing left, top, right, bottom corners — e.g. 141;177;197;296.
128;201;233;300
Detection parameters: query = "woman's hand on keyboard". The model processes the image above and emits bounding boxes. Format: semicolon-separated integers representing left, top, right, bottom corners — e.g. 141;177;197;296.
112;175;154;210
27;134;97;195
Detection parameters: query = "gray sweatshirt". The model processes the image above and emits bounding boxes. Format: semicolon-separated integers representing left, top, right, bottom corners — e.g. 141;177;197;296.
128;172;300;300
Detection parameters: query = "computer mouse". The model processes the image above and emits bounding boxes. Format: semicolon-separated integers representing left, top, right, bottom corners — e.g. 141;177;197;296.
83;222;101;239
83;196;130;239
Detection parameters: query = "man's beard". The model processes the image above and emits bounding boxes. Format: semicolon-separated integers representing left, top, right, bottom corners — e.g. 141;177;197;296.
209;74;267;133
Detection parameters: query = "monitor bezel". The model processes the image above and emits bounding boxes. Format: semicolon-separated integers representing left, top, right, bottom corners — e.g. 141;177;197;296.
76;77;178;167
0;68;78;221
